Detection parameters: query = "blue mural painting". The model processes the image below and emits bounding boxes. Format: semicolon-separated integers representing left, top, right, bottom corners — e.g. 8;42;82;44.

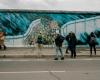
0;11;100;45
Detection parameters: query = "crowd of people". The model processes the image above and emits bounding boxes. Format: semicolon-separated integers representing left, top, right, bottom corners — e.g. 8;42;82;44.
0;29;97;60
54;31;97;60
36;31;97;60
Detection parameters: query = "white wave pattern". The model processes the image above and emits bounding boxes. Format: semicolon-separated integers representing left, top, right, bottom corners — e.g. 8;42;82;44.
61;16;100;44
5;19;41;47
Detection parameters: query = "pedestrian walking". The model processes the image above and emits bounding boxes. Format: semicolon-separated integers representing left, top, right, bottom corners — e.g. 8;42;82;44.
66;32;77;58
87;32;96;56
0;32;6;50
54;33;65;60
0;29;6;50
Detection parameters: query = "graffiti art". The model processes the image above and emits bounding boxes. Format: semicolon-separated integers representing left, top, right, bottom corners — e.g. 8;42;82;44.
0;10;100;46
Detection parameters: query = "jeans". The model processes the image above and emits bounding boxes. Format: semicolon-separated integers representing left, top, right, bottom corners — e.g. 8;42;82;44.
55;46;64;58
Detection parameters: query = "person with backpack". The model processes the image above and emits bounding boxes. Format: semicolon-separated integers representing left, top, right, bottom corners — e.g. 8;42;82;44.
54;33;65;60
66;31;77;58
37;33;43;49
88;32;96;56
37;32;43;57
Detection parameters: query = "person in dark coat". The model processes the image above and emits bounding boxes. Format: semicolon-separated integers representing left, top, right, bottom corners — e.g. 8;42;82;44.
54;33;64;60
87;32;96;56
66;31;77;58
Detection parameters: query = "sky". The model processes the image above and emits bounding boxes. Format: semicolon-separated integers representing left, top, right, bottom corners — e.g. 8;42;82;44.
0;0;100;11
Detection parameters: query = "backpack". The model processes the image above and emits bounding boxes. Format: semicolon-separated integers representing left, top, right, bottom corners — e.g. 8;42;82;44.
59;35;65;43
90;36;95;43
37;35;43;44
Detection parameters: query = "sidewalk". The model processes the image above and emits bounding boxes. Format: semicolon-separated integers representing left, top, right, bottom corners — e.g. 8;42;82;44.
0;47;100;58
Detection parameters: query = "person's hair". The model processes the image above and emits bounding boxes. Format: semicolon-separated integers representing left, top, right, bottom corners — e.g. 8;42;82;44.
90;32;94;36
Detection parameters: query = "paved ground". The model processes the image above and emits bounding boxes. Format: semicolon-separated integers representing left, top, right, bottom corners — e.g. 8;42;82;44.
0;47;100;58
0;47;100;80
0;59;100;80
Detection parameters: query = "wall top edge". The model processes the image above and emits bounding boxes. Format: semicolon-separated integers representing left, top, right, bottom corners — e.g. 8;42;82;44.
0;9;100;14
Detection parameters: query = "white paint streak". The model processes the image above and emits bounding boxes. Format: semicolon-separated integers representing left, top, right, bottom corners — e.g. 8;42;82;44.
0;71;66;74
0;70;100;74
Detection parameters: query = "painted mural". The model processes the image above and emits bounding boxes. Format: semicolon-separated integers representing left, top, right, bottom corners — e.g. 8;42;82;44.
0;11;100;46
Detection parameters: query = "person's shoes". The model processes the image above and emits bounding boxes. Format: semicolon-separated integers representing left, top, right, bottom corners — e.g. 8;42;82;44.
74;55;76;58
54;58;58;60
66;52;69;54
90;54;92;57
70;56;73;58
0;45;1;49
61;57;64;60
4;45;6;50
74;56;76;58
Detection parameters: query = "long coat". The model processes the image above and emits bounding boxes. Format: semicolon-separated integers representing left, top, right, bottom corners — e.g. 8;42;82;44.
66;33;77;51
